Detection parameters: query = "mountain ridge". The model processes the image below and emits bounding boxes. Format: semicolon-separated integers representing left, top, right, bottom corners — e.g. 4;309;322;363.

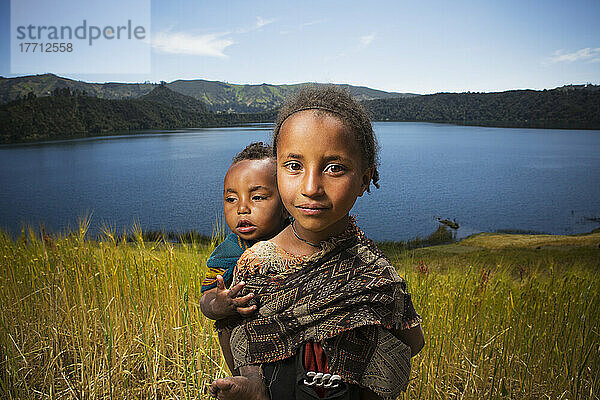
140;84;209;114
1;75;598;144
0;73;417;113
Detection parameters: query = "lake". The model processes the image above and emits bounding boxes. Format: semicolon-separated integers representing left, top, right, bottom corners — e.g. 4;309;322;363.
1;122;599;241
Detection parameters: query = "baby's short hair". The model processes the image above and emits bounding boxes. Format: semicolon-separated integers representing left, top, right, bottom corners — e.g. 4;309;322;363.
232;142;274;164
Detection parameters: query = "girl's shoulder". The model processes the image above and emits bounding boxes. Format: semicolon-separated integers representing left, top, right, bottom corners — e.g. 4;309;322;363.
238;240;276;264
236;240;308;278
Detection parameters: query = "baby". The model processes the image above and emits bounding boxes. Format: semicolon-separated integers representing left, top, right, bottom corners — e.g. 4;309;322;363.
200;142;288;372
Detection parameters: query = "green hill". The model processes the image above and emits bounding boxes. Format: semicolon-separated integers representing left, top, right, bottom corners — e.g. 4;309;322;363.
2;75;598;143
0;92;275;143
140;84;209;113
363;85;600;129
166;79;416;112
0;74;415;113
0;73;155;103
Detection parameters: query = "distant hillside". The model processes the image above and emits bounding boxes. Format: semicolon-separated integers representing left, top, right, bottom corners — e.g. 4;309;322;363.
140;84;209;113
0;73;155;103
2;74;598;143
363;85;600;129
166;80;416;112
0;74;415;112
0;92;275;143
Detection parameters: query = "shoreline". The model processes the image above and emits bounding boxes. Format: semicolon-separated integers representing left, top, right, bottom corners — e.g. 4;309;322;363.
3;120;600;146
6;223;599;249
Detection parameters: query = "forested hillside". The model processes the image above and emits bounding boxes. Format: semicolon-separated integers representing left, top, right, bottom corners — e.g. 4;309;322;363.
0;74;155;103
364;85;600;129
0;89;275;143
166;80;416;112
140;84;209;113
0;74;413;113
2;77;598;144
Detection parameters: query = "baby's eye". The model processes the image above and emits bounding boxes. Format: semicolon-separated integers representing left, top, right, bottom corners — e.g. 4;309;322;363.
225;197;237;203
284;161;302;172
325;164;346;174
252;195;267;201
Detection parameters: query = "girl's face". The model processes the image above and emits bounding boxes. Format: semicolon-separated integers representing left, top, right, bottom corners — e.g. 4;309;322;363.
277;110;372;241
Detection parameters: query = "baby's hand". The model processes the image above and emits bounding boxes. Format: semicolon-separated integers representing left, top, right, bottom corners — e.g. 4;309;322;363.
210;275;257;318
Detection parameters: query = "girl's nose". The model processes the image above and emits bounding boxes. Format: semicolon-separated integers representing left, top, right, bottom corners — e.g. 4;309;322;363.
301;169;324;198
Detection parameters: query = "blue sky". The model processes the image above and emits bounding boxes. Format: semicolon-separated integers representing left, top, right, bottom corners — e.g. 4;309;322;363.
1;0;599;94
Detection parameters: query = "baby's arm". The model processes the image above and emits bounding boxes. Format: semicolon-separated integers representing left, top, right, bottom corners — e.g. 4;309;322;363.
200;276;256;374
199;275;257;320
393;324;425;357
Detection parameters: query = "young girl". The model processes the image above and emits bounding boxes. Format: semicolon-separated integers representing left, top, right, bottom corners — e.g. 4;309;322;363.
210;86;424;400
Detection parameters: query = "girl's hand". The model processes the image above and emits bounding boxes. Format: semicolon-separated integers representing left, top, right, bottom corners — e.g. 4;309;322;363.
210;275;257;318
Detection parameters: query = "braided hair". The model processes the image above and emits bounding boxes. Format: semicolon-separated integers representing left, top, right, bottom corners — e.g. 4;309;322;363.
273;85;380;190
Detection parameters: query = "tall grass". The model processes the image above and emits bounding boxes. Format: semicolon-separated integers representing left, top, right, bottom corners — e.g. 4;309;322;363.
1;222;598;399
395;246;600;399
0;221;226;399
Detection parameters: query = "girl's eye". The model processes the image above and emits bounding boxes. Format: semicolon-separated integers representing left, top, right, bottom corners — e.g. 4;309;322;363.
284;161;302;172
325;164;346;174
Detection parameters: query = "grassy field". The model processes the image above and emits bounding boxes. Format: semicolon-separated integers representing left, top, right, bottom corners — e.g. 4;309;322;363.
1;224;599;399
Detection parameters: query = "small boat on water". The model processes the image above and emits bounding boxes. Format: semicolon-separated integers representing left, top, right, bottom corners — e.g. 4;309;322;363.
437;217;459;230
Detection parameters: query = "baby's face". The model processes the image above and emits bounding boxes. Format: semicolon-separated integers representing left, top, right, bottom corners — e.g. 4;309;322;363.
223;158;286;241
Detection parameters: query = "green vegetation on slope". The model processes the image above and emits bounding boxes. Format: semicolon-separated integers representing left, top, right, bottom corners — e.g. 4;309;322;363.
0;73;155;103
1;224;598;399
364;85;600;129
140;84;209;114
0;91;276;143
0;74;414;113
166;80;416;112
2;75;598;143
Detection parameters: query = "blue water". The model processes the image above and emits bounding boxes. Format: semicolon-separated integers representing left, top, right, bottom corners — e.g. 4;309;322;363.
1;122;599;241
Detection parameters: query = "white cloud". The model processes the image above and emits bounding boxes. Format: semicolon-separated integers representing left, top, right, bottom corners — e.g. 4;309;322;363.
302;19;327;27
360;33;376;48
236;17;276;34
280;19;327;35
255;17;275;29
150;17;274;56
151;31;233;57
549;47;600;63
324;33;378;62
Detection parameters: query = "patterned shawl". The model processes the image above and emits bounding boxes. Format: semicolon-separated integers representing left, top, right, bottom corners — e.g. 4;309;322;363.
218;220;421;399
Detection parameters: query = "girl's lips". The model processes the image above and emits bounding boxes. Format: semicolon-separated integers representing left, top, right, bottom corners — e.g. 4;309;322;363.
296;205;329;216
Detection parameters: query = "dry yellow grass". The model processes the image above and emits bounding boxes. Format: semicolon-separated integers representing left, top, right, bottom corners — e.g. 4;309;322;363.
1;225;599;399
459;231;600;249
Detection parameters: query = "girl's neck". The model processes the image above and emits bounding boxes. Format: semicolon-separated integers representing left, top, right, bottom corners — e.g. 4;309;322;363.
272;215;351;257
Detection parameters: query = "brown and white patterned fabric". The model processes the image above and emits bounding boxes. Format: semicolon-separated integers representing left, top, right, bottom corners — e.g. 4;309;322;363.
217;218;421;399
